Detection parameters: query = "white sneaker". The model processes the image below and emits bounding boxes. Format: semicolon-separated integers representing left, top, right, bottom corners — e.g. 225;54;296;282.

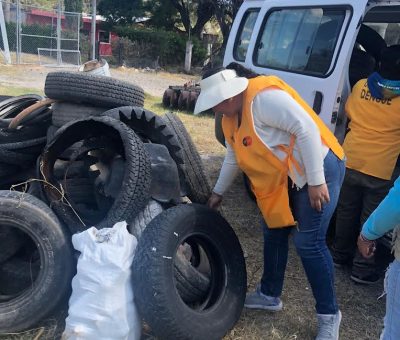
316;310;342;340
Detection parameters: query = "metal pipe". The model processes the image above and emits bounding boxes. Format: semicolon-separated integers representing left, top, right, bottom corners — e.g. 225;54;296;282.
91;0;96;60
57;0;62;65
0;0;11;64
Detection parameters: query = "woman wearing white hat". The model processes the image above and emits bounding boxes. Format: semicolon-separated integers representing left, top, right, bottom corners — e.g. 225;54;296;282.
194;63;345;340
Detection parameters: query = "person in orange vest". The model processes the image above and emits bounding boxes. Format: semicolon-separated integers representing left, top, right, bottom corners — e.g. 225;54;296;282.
330;45;400;284
194;62;345;340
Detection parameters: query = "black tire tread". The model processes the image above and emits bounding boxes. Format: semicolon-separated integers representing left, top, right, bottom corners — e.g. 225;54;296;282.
42;116;151;232
45;72;144;108
52;102;108;127
133;204;246;340
163;112;211;203
0;190;73;333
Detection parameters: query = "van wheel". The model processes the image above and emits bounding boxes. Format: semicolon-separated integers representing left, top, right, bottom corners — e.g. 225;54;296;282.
133;204;247;340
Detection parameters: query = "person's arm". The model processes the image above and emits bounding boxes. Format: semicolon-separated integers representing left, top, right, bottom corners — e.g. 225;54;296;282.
208;143;240;209
361;177;400;240
253;89;325;186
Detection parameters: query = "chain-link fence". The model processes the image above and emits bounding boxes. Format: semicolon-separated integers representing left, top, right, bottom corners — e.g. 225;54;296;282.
0;0;81;66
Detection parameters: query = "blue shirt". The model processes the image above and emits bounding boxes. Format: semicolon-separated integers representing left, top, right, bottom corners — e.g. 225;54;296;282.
361;176;400;240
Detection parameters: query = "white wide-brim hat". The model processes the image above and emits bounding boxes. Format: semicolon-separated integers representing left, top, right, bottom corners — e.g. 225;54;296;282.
194;69;249;115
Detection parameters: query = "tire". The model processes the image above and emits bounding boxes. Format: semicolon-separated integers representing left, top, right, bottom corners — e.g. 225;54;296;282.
0;147;38;166
163;112;211;204
41;116;151;232
357;24;387;63
0;95;13;103
53;157;97;179
170;90;179;109
0;137;46;150
177;90;189;110
0;227;26;264
133;204;247;340
128;199;163;239
188;91;198;111
45;72;145;108
128;200;210;303
101;106;185;179
61;177;96;204
8;98;55;129
47;125;83;160
163;89;173;107
46;124;58;143
0;163;20;177
0;95;43;121
174;250;210;304
52;102;108;128
0;257;41;295
0;191;74;333
0;122;49;144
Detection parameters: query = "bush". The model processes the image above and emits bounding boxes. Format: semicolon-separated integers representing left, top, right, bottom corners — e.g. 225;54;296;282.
113;27;207;67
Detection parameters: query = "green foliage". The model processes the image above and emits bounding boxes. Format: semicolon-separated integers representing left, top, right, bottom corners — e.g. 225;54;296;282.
143;1;179;31
64;0;82;12
98;0;144;26
114;26;207;66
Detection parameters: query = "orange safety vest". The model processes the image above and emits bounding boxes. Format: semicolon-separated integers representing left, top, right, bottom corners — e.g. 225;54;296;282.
222;76;344;228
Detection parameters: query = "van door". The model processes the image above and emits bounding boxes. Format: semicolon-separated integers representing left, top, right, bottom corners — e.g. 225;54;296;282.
224;0;369;136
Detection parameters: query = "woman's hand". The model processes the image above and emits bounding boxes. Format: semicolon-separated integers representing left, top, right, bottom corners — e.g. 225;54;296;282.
207;192;223;210
308;184;330;212
357;234;376;259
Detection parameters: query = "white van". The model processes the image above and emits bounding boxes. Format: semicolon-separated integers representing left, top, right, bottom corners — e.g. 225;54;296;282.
222;0;400;143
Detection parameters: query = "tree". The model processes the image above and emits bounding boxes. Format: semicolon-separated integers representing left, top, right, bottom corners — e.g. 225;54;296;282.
64;0;83;13
142;1;180;31
133;1;215;39
168;0;243;44
98;0;145;26
64;0;83;30
213;0;243;48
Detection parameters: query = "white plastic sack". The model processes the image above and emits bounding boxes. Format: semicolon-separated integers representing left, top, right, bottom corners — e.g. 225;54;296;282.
62;221;141;340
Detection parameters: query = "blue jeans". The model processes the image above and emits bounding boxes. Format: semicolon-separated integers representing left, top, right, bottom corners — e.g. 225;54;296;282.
260;150;345;314
381;260;400;340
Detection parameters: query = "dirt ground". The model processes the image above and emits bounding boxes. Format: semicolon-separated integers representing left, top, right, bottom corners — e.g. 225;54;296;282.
0;64;198;97
0;64;388;340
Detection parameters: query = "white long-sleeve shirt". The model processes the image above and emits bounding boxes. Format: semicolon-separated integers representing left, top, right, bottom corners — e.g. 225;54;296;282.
213;89;329;195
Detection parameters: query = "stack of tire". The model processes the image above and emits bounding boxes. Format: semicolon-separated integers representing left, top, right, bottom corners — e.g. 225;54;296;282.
41;72;148;234
0;71;247;339
0;95;52;190
162;84;200;112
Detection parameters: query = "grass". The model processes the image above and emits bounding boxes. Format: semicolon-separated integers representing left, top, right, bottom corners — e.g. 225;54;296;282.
144;93;225;156
0;79;388;340
0;85;43;97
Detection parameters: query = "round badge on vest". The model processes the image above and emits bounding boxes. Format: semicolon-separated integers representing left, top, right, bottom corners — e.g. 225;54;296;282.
243;136;252;146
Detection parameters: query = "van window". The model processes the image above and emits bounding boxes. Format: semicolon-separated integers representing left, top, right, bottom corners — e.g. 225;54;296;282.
233;9;260;62
363;23;400;46
254;8;346;76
